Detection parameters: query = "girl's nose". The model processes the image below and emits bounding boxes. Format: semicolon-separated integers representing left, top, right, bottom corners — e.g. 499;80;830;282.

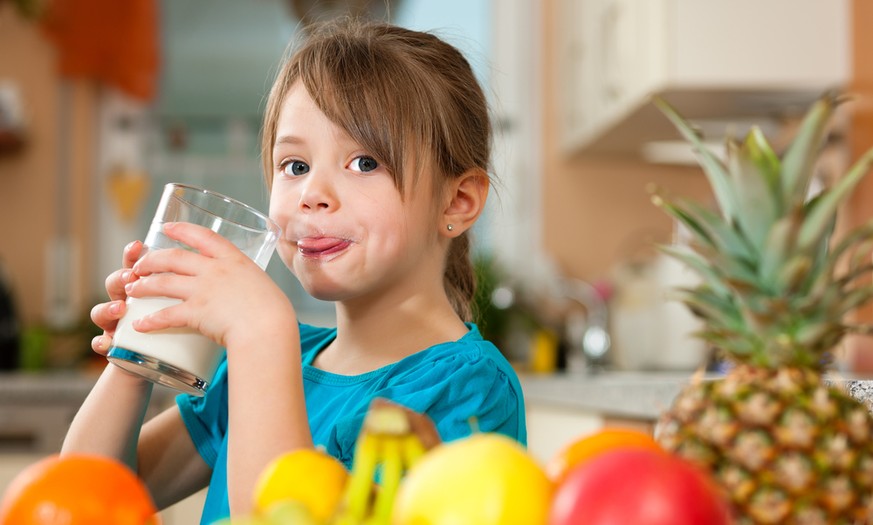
298;170;339;212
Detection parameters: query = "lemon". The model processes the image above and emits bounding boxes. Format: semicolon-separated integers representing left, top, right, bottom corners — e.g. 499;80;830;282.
253;448;348;523
391;433;552;525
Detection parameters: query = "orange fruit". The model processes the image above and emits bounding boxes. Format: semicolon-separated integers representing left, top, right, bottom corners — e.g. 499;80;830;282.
0;454;159;525
252;448;348;522
546;428;663;484
392;433;552;525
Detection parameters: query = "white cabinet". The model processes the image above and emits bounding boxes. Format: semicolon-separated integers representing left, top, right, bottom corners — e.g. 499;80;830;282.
557;0;851;156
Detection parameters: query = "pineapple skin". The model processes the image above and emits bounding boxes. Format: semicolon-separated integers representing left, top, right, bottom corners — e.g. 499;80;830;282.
657;365;873;525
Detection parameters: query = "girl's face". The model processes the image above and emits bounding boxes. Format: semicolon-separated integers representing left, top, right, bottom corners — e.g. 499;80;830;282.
269;83;445;304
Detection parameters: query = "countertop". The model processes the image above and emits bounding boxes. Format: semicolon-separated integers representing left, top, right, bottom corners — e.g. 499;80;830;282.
0;369;176;453
4;368;873;421
520;370;873;421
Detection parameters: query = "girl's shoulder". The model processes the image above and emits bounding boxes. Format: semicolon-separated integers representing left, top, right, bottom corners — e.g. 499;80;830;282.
388;323;520;392
404;323;507;369
298;322;338;364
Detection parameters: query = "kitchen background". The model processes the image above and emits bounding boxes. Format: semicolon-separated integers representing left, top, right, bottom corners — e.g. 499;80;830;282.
2;0;873;375
3;0;872;373
2;0;873;520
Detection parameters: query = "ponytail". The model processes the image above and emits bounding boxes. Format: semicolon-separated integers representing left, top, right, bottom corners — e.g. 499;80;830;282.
444;232;476;322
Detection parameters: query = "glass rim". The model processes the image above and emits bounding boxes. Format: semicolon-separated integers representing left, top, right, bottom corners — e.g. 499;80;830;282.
164;182;281;235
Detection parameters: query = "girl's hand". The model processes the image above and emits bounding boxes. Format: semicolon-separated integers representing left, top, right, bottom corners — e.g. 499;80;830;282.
122;222;294;351
90;241;144;355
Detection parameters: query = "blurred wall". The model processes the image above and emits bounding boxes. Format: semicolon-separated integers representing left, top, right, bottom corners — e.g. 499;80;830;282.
846;0;873;371
0;5;96;326
539;0;712;283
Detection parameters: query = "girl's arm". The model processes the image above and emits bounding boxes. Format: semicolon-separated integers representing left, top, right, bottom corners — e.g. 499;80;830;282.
224;321;311;514
62;367;212;509
62;240;148;465
127;222;313;515
62;240;211;509
61;364;153;467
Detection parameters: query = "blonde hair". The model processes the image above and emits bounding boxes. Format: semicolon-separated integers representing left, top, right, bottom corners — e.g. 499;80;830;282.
261;19;492;321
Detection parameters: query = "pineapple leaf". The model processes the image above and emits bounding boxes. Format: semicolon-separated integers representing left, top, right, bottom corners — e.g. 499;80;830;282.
799;211;837;296
847;238;873;276
745;125;782;197
759;210;802;284
846;324;873;335
675;287;744;331
695;329;757;356
658;245;732;298
775;255;813;294
651;193;717;249
691;240;760;288
804;220;873;301
653;97;739;222
780;92;845;208
837;263;873;290
837;284;873;317
670;197;756;263
727;131;781;250
796;146;873;252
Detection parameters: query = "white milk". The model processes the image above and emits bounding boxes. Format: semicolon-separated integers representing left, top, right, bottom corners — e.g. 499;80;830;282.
111;296;222;387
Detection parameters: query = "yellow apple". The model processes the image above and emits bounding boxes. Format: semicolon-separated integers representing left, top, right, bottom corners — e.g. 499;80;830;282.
391;433;552;525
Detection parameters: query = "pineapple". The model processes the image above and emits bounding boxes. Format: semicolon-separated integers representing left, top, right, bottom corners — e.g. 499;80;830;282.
653;92;873;525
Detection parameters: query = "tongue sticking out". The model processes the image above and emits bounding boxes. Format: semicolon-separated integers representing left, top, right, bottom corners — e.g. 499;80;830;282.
298;237;350;255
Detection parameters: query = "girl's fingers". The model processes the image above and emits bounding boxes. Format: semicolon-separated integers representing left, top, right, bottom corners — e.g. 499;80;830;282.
131;302;188;333
105;268;137;302
91;334;113;356
124;272;192;300
90;300;126;331
131;248;204;278
122;240;145;268
162;222;238;260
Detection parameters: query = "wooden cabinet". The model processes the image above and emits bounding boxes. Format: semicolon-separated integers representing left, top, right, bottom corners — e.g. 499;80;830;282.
557;0;851;156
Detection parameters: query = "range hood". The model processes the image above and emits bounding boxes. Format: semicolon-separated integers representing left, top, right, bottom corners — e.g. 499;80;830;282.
589;88;837;161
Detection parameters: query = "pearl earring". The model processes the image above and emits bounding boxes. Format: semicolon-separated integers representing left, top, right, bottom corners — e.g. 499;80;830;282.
446;224;454;231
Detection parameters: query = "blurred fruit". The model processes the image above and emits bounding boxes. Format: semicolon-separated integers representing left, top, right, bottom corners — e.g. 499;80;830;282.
545;427;663;484
0;453;159;525
548;448;732;525
253;448;348;523
392;433;552;525
210;516;271;525
266;500;320;525
334;401;428;525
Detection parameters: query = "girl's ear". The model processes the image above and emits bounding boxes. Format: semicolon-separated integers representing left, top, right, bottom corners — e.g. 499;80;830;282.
441;168;489;237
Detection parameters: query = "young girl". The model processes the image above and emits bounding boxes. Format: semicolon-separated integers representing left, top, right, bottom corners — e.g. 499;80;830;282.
63;19;525;524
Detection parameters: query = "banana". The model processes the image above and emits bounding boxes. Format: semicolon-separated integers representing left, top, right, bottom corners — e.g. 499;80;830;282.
331;402;435;525
370;437;403;525
341;432;380;522
400;434;425;467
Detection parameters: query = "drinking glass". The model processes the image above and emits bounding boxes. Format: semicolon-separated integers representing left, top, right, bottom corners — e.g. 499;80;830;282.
107;183;280;395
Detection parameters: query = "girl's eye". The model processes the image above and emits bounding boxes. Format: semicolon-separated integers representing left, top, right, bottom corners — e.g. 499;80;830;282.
283;160;310;177
349;156;379;173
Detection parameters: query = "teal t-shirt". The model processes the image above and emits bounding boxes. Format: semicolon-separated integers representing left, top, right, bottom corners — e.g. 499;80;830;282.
177;322;526;525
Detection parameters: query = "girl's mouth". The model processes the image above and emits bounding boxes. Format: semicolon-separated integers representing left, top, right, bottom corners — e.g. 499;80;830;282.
296;237;352;258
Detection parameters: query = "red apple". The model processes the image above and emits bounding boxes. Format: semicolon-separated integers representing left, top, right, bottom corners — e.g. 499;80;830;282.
549;448;732;525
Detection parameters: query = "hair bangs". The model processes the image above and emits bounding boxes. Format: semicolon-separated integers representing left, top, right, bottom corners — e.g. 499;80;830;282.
294;30;432;196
